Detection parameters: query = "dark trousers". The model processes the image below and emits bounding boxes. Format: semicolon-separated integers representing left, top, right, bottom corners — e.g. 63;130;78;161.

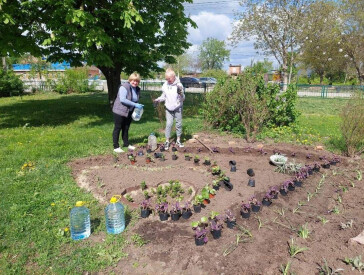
112;112;132;149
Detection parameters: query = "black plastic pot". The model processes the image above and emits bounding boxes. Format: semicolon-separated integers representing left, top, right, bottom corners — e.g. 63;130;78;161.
280;189;288;196
172;155;178;160
288;185;295;191
229;160;236;166
159;212;169;221
154;152;162;158
330;161;337;166
160;147;165;152
194;159;200;164
213;184;220;191
171;212;181;221
322;163;330;169
182;210;192;219
147;149;152;153
211;229;221;239
248;178;255;187
172;147;178;152
193;204;201;213
137;151;144;156
313;167;320;172
241;210;250;219
195;237;205;246
230;165;236;172
140;209;151;218
262;200;272;206
224;182;233;191
204;160;211;166
272;193;278;199
251;204;260;212
226;220;236;229
308;169;313;175
294;180;303;187
185;156;191;161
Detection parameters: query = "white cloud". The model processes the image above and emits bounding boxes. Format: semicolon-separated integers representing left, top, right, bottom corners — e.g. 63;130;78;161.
188;12;232;45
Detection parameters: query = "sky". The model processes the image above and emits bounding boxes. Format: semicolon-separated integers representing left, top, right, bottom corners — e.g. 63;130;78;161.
183;0;276;71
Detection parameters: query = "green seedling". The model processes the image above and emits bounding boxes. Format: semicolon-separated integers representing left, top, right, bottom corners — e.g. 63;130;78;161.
223;225;253;256
336;195;342;204
143;190;149;199
297;223;310;239
288;238;308;257
317;216;329;225
350;181;355;188
340;220;353;230
356;170;362;181
97;177;105;188
125;194;134;202
274;207;285;217
331;206;340;214
131;233;148;247
340;185;349;192
318;258;344;274
140;181;147;190
307;192;314;202
343;255;364;272
280;261;292;275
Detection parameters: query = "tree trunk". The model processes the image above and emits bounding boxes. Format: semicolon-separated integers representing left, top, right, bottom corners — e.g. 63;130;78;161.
2;57;6;71
99;65;122;109
354;65;363;85
320;75;324;85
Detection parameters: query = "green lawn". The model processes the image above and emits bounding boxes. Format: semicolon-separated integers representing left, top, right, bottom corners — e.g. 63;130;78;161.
0;92;345;273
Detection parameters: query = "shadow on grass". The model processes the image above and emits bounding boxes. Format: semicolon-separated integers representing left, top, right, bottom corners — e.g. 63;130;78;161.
0;92;203;130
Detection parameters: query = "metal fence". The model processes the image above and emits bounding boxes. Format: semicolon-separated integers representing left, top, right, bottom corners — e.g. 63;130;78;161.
21;79;364;98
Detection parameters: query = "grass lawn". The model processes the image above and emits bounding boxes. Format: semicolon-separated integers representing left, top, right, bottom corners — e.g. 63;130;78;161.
0;92;345;273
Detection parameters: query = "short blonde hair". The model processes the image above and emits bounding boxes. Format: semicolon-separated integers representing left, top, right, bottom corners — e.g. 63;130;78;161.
165;68;176;78
129;72;141;82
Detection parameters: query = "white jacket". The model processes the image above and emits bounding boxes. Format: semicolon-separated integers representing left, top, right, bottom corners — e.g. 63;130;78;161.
156;78;185;111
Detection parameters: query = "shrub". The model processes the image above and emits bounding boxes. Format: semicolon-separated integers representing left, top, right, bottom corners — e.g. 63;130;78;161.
202;71;299;141
199;69;228;81
0;69;24;97
54;67;95;94
340;91;364;157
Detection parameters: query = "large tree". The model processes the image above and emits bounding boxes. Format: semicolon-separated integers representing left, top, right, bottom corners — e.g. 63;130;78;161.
299;0;345;84
340;0;364;84
199;37;230;71
231;0;310;89
1;0;195;104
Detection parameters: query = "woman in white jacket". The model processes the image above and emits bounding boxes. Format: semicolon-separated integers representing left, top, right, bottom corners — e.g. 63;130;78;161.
154;68;185;149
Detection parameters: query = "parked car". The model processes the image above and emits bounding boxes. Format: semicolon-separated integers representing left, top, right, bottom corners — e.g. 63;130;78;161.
199;77;217;84
180;77;201;88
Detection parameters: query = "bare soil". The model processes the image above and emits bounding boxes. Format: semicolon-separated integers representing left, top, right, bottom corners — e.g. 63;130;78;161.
70;132;364;274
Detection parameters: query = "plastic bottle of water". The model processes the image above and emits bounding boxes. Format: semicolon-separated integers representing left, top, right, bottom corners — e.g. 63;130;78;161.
70;201;91;240
132;107;143;121
148;133;157;151
105;196;125;234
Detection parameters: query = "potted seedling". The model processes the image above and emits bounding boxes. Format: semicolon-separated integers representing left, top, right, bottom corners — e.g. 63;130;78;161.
203;157;211;165
249;195;261;212
313;162;321;172
128;154;136;165
201;186;210;205
143;190;149;199
170;201;182;221
330;155;340;165
140;198;152;218
224;209;236;229
280;181;289;196
191;217;209;246
193;195;204;213
209;187;217;199
211;165;221;175
194;155;200;164
294;171;306;187
240;202;251;219
285;179;295;191
181;201;192;219
145;153;153;163
320;156;330;169
305;164;313;175
137;149;144;156
172;145;178;152
140;180;147;190
159;153;165;162
172;151;178;160
268;186;279;199
184;153;191;161
209;211;223;239
155;202;169;221
262;193;273;206
212;180;220;191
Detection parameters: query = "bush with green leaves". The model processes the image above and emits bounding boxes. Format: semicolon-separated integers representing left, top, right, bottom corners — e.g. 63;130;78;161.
0;69;24;97
202;71;299;141
340;91;364;157
199;69;228;81
54;67;95;94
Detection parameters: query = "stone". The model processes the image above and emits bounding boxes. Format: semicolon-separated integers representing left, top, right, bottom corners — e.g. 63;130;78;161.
349;230;364;245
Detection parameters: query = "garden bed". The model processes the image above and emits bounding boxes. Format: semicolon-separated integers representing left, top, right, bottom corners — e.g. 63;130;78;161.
70;133;364;274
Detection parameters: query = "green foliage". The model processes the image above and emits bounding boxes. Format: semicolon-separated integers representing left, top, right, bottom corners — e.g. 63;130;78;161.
0;69;24;97
54;68;95;94
203;72;299;140
245;58;273;74
340;92;364;156
199;37;230;70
